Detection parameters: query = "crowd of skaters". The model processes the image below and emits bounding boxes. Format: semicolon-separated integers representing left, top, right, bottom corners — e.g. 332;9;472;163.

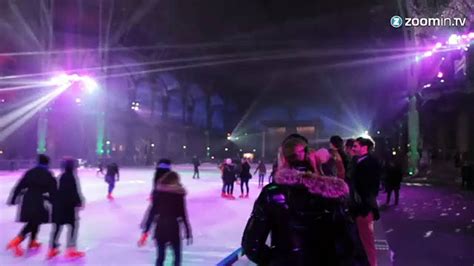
4;132;400;266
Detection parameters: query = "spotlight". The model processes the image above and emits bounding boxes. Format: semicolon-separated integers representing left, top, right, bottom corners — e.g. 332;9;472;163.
0;150;3;155
81;76;98;93
447;34;460;45
437;72;443;78
468;32;474;39
182;145;187;149
106;141;111;145
225;148;229;151
392;151;397;156
440;79;445;83
435;42;442;49
252;149;256;152
227;136;231;140
75;98;81;103
151;143;155;147
206;147;210;151
423;51;433;57
1;99;5;103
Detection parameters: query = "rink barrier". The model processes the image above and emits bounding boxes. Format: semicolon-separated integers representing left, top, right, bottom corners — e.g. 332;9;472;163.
216;247;242;266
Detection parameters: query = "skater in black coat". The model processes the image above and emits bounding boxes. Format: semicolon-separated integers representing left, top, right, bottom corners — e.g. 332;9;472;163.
239;159;252;198
6;154;57;257
138;171;192;266
220;158;236;199
47;158;85;259
104;162;120;200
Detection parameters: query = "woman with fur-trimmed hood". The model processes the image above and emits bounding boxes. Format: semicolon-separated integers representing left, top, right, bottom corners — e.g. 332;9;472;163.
241;134;369;266
138;171;192;266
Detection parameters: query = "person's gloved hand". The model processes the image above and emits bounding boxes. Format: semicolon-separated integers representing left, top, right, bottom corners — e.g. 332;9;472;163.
137;232;148;247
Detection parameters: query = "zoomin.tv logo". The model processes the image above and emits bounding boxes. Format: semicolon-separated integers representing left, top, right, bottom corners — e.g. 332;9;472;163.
390;15;466;28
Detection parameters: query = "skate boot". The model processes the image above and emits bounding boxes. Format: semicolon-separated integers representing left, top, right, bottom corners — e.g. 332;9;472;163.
28;240;42;250
46;248;60;259
65;247;85;259
6;236;24;257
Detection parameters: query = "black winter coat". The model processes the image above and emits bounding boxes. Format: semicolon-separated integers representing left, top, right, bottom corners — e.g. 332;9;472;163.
242;168;369;266
8;166;57;224
52;172;84;224
240;162;252;181
142;186;191;242
351;154;381;220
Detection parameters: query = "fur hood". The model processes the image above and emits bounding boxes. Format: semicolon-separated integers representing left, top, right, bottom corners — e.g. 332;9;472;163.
155;183;187;195
274;168;349;199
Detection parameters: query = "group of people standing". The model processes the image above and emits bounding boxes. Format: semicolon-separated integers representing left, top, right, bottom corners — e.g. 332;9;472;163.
242;133;384;266
219;158;277;199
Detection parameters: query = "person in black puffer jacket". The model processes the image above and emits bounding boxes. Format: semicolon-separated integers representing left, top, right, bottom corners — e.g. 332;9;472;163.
241;134;369;266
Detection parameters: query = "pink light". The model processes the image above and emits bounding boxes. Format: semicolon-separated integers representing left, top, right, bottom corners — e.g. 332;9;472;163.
468;32;474;39
437;72;443;78
75;98;81;103
435;42;442;49
423;51;433;57
423;84;431;89
440;79;445;83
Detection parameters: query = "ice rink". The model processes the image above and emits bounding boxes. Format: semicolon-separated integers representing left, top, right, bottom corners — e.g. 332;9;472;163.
0;164;259;265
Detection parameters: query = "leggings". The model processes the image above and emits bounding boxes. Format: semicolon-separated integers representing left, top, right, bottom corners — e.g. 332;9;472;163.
107;181;115;194
240;179;249;194
19;222;40;241
156;239;181;266
258;174;265;186
226;182;234;195
50;222;79;248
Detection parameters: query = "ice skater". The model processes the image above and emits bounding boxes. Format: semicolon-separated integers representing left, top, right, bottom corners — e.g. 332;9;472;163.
138;171;192;266
147;159;172;201
220;158;236;199
104;162;119;200
192;156;200;179
47;158;85;259
254;160;266;187
239;158;252;198
6;154;57;257
268;160;278;184
96;160;104;176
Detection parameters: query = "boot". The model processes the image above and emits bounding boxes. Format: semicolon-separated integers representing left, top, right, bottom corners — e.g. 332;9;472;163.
245;194;249;198
6;236;24;257
28;240;42;250
65;247;85;258
46;248;60;259
228;194;236;200
221;192;227;198
239;194;244;198
107;193;114;200
137;233;148;247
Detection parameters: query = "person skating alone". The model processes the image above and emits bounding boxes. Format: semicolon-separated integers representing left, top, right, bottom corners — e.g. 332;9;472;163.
104;162;119;200
138;171;192;266
6;155;57;257
254;160;266;187
239;158;252;198
384;156;403;206
47;158;85;259
192;156;200;179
